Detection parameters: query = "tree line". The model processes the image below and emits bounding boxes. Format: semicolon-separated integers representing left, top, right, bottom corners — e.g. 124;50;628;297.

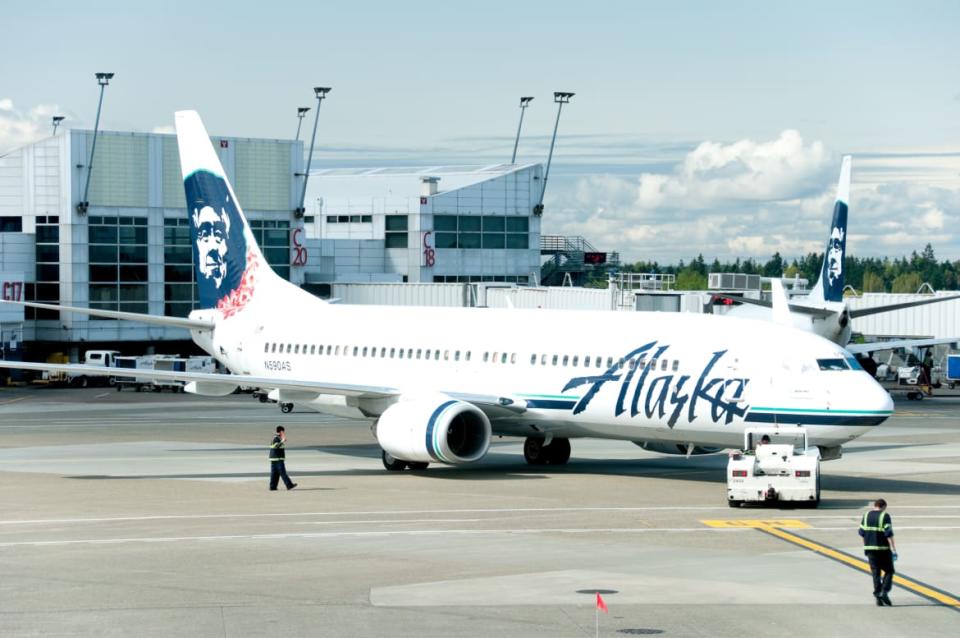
619;244;960;293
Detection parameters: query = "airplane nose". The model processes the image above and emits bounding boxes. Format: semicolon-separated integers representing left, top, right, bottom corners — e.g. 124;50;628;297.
868;375;894;417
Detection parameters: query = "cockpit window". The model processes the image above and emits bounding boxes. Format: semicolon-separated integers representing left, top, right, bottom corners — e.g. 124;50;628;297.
846;356;863;371
817;358;849;371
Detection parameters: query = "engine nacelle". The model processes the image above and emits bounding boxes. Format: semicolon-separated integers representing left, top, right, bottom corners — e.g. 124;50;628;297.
633;441;723;456
376;395;491;465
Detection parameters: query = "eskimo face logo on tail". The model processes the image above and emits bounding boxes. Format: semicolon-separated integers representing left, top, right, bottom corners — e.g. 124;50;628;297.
184;170;253;314
821;200;848;302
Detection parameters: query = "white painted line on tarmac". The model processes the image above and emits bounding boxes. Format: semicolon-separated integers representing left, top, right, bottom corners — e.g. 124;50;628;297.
94;392;111;399
2;525;959;548
0;505;746;526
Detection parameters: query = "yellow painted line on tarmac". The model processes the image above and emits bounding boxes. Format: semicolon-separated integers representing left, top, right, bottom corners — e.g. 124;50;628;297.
701;519;810;529
703;519;960;611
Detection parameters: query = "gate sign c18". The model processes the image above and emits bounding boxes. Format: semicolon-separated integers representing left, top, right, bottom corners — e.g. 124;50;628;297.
422;231;436;267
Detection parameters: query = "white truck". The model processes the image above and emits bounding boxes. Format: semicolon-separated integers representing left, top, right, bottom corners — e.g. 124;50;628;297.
69;350;120;388
727;427;821;508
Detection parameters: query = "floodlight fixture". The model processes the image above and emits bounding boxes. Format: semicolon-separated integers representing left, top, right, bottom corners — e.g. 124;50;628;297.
294;106;311;142
511;96;536;164
78;73;114;216
296;86;333;217
537;91;575;213
52;116;65;135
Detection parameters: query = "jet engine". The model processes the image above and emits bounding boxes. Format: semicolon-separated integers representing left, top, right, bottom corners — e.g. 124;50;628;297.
633;441;723;455
376;395;491;465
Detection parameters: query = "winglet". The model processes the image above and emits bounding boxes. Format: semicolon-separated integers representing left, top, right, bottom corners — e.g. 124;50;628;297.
770;278;792;326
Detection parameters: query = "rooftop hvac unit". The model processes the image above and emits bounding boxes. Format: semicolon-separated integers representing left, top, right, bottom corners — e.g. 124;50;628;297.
709;273;761;291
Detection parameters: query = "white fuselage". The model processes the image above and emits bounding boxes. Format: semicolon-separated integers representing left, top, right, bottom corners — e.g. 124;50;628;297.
193;283;893;451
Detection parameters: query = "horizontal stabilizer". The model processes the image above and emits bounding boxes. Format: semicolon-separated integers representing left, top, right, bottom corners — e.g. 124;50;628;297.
849;295;960;319
0;300;214;330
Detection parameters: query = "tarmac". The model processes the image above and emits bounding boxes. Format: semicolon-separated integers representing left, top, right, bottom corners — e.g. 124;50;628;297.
0;385;958;637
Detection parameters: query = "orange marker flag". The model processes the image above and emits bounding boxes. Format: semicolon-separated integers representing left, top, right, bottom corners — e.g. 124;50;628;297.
596;592;608;613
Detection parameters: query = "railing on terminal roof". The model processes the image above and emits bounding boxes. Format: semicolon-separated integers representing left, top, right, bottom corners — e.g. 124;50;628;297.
540;234;598;254
616;272;676;291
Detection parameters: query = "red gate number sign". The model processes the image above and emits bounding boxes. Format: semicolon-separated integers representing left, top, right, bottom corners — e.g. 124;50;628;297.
2;281;23;301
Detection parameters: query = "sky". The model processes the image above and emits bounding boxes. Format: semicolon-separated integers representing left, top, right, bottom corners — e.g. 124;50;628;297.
1;0;958;264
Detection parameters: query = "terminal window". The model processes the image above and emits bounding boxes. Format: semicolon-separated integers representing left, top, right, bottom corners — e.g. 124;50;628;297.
88;215;148;315
28;217;60;320
250;219;291;280
385;215;408;248
434;215;528;250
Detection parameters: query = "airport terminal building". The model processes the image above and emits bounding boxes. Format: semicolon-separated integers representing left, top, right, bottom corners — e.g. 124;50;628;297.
0;128;544;358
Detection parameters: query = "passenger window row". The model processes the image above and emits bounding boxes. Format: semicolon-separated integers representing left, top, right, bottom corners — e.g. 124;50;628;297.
261;340;682;373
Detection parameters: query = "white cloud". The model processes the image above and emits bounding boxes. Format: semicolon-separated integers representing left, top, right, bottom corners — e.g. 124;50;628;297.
546;130;835;261
0;98;69;153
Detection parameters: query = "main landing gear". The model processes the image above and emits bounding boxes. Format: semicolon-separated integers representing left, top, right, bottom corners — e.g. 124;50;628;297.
280;402;294;414
381;450;429;472
523;436;571;466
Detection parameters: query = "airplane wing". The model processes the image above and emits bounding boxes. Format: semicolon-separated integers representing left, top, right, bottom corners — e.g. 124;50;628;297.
848;295;960;319
0;361;530;418
0;299;213;330
712;294;834;318
847;337;960;355
0;361;397;398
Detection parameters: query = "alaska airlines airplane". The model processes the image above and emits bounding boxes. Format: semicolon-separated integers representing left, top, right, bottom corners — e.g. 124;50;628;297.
0;112;894;471
724;156;959;355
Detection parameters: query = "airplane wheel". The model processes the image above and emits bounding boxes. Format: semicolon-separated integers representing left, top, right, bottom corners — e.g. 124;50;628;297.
407;461;429;471
547;438;571;465
280;403;294;414
382;451;407;471
523;437;548;465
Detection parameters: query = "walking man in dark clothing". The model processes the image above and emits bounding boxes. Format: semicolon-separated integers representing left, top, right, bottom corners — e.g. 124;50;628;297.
269;425;297;491
859;498;897;606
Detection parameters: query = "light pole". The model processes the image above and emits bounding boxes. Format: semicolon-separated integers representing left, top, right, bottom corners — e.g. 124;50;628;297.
294;106;310;142
295;87;331;218
51;116;65;135
510;96;534;164
535;91;574;215
77;72;114;216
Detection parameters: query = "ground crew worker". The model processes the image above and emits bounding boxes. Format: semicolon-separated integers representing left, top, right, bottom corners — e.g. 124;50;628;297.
859;498;897;606
269;425;297;491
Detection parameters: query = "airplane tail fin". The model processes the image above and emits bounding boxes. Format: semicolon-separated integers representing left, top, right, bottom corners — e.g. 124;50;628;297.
174;110;281;316
809;155;851;304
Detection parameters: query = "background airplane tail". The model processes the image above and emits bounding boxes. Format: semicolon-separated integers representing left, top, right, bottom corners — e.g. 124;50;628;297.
175;110;281;316
809;155;851;304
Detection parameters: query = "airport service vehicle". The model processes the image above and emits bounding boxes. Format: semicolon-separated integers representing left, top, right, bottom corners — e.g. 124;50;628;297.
0;111;895;473
722;156;959;356
727;427;820;508
947;355;960;390
68;350;120;388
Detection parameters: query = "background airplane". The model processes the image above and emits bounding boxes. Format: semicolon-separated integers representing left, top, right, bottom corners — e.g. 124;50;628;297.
720;156;959;359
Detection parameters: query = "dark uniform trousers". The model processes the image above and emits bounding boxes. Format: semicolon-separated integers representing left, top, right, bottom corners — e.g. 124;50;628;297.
866;550;894;597
269;435;294;490
860;510;895;597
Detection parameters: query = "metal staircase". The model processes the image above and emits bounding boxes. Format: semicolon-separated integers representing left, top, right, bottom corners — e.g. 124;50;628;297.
539;235;619;286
